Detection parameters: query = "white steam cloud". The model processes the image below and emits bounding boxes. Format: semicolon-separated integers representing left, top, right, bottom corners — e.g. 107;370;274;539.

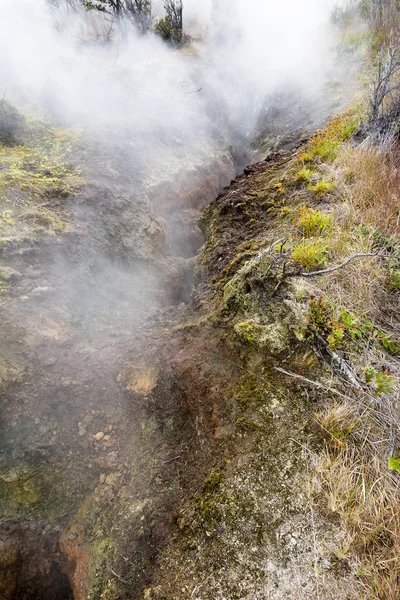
1;0;339;148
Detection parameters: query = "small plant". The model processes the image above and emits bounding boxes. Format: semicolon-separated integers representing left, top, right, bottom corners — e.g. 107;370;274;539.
295;168;313;182
387;258;400;291
315;402;359;445
298;207;333;237
0;209;14;225
363;364;377;383
327;325;345;349
274;182;286;195
308;296;345;349
308;296;332;331
363;366;396;395
375;370;396;394
388;456;400;472
308;179;335;195
291;239;329;269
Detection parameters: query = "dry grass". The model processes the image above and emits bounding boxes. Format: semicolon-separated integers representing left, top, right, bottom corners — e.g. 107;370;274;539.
306;139;400;327
336;142;400;236
314;402;400;600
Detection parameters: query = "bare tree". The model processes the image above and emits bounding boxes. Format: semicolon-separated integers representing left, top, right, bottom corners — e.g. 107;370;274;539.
369;32;400;130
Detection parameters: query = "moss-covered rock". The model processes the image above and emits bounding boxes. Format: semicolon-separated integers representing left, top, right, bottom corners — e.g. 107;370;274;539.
0;100;24;146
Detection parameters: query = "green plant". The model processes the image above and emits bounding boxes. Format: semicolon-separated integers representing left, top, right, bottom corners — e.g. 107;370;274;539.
363;366;396;394
299;111;360;164
155;0;183;44
308;179;335;195
308;296;345;349
291;239;329;269
298;207;333;237
274;182;286;195
387;258;400;290
388;456;400;472
339;310;400;354
363;364;377;383
295;168;313;182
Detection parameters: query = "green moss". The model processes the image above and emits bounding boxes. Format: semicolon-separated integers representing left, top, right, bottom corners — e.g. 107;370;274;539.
234;320;267;345
300;111;360;164
0;456;97;523
0;105;83;247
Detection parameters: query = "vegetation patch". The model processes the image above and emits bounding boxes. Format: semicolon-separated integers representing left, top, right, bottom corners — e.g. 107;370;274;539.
0;103;84;248
291;238;329;269
299;111;360;165
298;207;333;237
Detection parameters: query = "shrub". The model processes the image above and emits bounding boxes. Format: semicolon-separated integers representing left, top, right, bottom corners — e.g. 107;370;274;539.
155;0;183;44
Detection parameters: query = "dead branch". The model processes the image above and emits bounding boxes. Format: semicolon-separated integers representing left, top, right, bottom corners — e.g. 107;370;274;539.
369;31;400;131
273;367;355;401
308;325;362;390
299;252;396;278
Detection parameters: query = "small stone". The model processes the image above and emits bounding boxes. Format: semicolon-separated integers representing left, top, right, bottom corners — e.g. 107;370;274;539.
103;435;111;442
94;432;105;441
99;473;106;484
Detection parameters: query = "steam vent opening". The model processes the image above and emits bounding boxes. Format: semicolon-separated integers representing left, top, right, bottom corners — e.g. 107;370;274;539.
21;561;74;600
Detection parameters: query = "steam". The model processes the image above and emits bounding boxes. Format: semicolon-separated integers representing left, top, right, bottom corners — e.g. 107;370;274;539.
1;0;339;147
0;0;344;315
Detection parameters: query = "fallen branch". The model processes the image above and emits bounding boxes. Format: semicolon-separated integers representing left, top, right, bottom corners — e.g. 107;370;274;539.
308;325;362;390
274;366;355;402
162;455;181;465
298;252;397;278
110;569;128;585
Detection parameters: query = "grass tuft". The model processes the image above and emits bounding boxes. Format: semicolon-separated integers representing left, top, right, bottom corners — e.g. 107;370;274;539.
308;179;335;195
298;207;333;237
291;238;329;269
295;167;313;182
